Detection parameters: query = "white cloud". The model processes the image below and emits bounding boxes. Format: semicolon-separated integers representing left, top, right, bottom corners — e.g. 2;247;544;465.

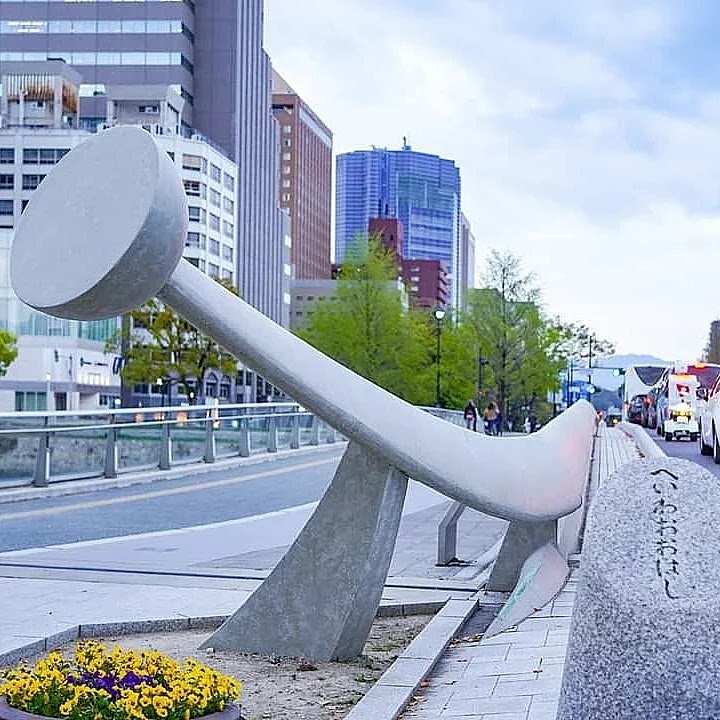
264;0;719;360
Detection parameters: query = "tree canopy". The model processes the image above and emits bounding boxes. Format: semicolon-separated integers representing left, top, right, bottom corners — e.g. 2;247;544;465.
0;329;18;377
107;278;240;404
297;237;436;405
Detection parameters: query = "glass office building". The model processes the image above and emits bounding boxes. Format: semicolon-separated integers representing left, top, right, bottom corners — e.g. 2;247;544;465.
335;144;461;308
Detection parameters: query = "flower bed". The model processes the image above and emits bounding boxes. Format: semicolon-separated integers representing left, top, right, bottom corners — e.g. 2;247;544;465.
0;642;241;720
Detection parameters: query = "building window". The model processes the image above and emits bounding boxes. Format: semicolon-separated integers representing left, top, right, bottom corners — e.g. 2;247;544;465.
283;152;291;161
0;175;13;190
282;193;290;202
186;232;206;249
0;200;13;215
223;173;234;191
183;179;203;197
283;125;291;134
182;154;205;172
188;206;206;223
222;244;233;262
0;149;14;164
282;165;291;175
22;148;67;165
208;263;219;278
209;164;221;183
22;174;45;190
209;238;220;256
139;105;159;114
15;391;47;412
209;188;221;206
221;268;233;282
282;179;291;188
283;139;291;148
209;213;220;231
222;220;233;238
223;196;234;213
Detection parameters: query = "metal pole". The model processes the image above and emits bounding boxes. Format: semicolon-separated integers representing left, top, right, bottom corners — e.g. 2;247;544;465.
478;353;484;399
435;323;442;408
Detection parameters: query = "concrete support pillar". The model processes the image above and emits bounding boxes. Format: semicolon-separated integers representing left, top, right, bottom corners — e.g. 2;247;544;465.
201;441;408;661
159;420;172;470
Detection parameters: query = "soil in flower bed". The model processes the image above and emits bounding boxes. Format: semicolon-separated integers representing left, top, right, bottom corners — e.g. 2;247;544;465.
49;614;433;720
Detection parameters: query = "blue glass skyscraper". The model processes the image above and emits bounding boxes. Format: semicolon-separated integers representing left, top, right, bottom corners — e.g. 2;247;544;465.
335;142;461;307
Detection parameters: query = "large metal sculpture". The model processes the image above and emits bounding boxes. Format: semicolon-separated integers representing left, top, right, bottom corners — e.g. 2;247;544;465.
10;127;596;659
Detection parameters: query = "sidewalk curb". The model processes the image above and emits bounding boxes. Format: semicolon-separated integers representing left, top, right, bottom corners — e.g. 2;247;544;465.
617;422;666;459
0;597;457;669
0;442;347;506
345;570;496;720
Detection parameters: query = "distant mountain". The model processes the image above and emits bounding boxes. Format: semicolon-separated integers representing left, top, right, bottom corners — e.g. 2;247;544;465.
589;354;671;391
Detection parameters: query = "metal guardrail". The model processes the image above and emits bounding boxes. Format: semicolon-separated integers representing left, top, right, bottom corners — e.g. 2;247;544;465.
0;402;341;489
1;400;479;570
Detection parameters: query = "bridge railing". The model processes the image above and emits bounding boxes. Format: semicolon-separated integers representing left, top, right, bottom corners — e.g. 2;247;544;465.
0;402;342;489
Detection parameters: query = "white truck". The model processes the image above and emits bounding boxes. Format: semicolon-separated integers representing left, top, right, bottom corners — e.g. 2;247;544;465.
662;373;699;441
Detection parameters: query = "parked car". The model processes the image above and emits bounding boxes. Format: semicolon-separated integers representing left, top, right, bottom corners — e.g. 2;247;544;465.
605;408;622;427
627;394;646;424
697;373;720;460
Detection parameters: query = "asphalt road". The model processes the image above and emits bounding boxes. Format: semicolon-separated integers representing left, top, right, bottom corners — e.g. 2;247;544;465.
0;451;343;553
642;425;720;477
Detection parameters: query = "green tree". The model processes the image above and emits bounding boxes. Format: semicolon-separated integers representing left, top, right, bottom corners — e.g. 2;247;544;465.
554;321;615;366
465;250;564;423
107;279;240;404
0;329;18;376
297;238;433;404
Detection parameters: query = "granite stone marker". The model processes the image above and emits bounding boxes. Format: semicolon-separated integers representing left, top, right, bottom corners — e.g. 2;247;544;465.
558;457;720;720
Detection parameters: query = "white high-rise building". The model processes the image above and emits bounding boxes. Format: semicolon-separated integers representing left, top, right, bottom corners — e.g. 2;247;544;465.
0;61;240;411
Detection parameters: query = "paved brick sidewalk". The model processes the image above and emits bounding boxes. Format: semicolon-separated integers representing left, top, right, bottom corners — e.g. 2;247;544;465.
401;577;577;719
395;424;641;720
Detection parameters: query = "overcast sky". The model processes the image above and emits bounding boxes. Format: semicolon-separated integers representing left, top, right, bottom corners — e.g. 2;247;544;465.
264;0;720;362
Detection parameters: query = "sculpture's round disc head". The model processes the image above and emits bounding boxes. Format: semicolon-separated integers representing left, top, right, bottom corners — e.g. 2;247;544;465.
11;125;187;320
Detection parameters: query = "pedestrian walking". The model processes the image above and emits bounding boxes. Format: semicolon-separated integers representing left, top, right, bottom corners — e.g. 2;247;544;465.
484;402;498;435
463;400;478;432
529;412;538;433
496;407;503;436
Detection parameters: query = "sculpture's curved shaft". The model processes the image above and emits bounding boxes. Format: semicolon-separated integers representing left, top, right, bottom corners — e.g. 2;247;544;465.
10;126;596;524
160;261;593;522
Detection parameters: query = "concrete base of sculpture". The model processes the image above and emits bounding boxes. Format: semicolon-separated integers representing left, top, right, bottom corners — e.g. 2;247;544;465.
201;441;408;660
558;458;720;719
485;541;568;637
486;519;558;591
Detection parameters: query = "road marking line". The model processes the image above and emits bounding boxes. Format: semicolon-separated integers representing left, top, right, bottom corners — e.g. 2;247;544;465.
0;501;318;556
0;458;337;522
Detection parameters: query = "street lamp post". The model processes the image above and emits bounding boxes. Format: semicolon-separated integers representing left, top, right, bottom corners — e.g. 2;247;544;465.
156;377;164;407
478;353;489;401
433;306;446;408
